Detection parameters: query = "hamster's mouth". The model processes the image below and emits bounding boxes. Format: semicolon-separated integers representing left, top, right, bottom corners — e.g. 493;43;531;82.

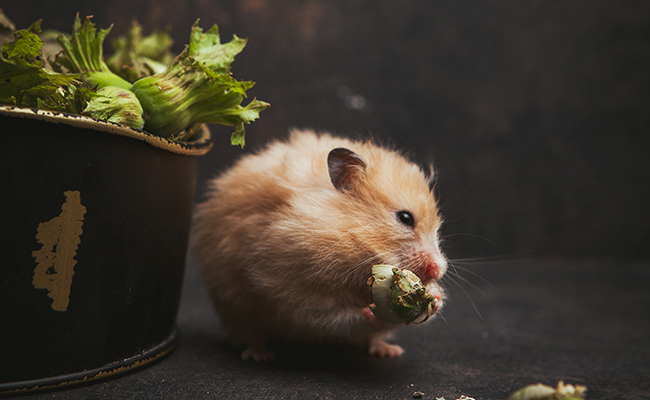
416;268;436;283
413;261;441;284
404;249;446;284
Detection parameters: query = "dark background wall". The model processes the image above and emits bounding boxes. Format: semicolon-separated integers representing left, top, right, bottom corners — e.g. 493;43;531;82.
3;0;649;260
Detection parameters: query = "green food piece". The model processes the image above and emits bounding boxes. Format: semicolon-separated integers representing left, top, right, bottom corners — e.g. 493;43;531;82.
55;15;132;90
54;15;268;143
508;381;587;400
83;85;144;128
38;83;98;114
106;20;174;83
52;16;145;125
0;20;87;112
38;29;65;70
1;13;268;144
130;21;269;142
369;265;436;325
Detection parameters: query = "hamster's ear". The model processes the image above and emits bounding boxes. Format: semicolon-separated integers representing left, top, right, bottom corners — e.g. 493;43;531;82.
328;148;367;192
425;163;437;191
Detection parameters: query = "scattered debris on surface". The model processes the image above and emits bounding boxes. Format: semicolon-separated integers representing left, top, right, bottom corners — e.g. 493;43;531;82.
508;381;587;400
415;380;585;400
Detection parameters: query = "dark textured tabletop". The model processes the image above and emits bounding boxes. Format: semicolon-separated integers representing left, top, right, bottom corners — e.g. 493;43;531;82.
12;256;650;399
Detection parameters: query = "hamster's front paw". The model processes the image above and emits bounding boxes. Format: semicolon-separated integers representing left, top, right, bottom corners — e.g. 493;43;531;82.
368;338;404;357
361;306;386;330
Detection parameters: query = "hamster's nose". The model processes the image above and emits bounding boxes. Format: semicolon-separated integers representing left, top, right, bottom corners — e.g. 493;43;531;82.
417;251;447;283
419;261;439;282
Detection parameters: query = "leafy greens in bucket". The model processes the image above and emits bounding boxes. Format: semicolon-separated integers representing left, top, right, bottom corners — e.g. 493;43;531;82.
0;12;268;145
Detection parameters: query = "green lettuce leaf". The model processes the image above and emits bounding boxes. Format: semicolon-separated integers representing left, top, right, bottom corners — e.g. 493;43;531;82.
0;20;88;112
83;85;144;128
55;15;132;89
130;20;269;143
52;15;145;127
106;20;174;83
2;14;268;145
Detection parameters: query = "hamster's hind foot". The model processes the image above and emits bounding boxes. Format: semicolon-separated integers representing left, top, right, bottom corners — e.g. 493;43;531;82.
368;338;405;357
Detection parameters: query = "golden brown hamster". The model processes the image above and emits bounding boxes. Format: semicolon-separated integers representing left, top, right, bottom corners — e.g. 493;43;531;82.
192;129;447;361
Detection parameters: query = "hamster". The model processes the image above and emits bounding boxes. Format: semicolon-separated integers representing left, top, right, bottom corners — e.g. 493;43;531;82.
192;129;447;361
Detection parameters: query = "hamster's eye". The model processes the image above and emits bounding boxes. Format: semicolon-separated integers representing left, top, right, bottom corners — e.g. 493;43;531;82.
397;211;415;228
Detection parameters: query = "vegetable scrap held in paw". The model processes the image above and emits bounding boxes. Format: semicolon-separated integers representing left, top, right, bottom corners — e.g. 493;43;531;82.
368;265;436;325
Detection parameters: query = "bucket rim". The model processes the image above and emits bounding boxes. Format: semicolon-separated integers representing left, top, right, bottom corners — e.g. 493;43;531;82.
0;328;179;395
0;104;213;156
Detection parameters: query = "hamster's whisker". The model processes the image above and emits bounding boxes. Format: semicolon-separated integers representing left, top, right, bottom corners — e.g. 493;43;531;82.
439;232;497;246
446;261;496;300
447;247;538;265
349;251;394;275
438;311;450;328
441;263;486;323
444;254;460;277
446;270;490;301
446;263;504;297
303;251;388;288
436;273;452;291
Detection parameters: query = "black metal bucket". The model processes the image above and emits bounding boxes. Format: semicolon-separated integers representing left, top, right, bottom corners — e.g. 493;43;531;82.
0;105;212;394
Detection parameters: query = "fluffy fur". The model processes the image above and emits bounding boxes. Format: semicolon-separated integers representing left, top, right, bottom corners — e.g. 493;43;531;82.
192;129;447;360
